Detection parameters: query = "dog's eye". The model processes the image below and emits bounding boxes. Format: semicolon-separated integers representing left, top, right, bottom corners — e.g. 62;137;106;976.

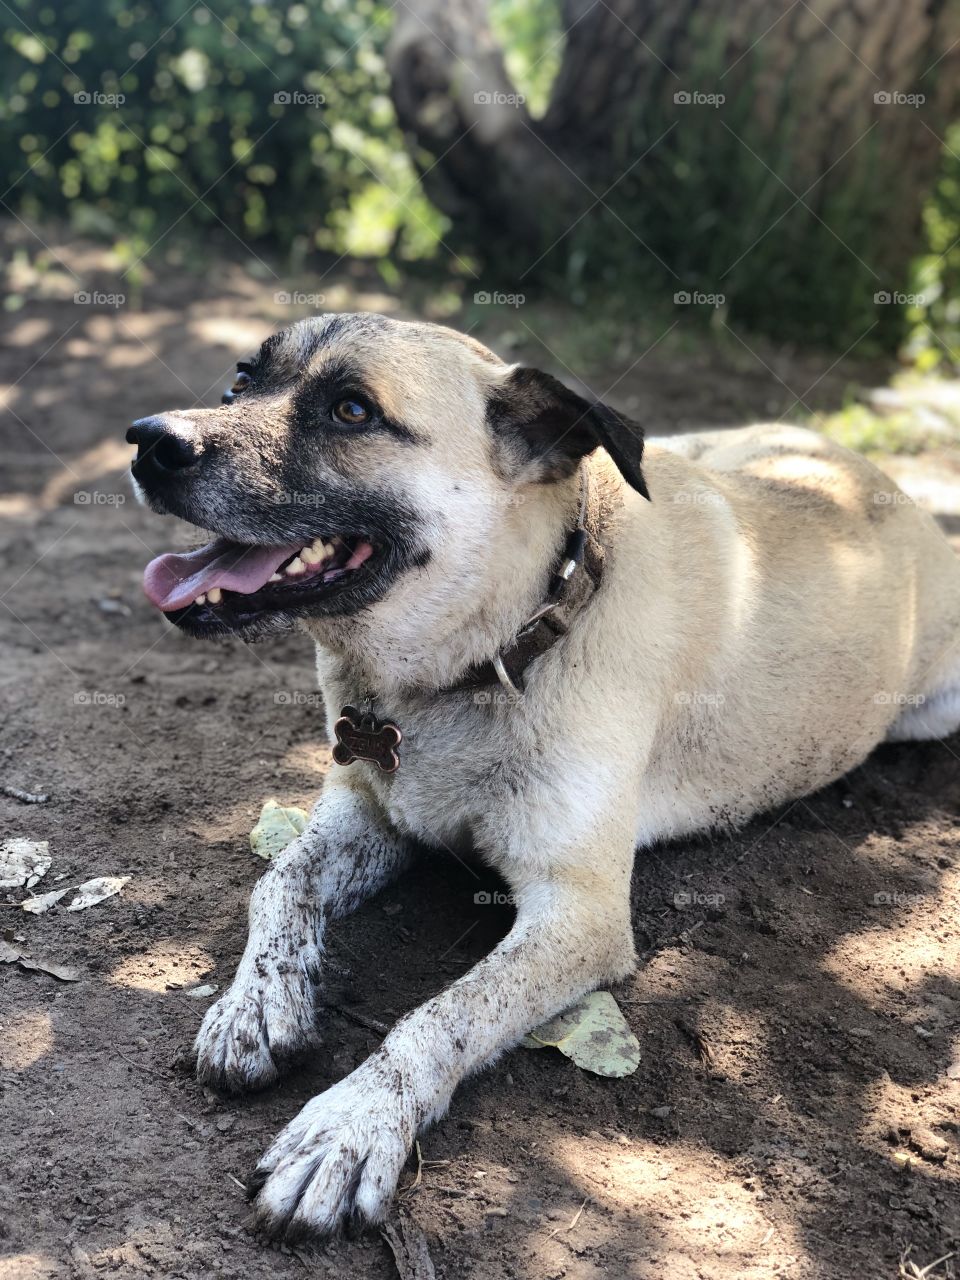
332;398;370;426
222;370;251;404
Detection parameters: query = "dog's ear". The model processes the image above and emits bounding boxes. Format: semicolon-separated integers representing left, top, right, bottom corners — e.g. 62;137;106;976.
487;367;650;499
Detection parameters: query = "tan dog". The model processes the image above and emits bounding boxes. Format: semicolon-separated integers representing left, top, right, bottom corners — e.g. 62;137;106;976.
127;313;960;1238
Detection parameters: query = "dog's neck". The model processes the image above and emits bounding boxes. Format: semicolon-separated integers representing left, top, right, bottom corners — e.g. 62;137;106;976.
303;470;593;701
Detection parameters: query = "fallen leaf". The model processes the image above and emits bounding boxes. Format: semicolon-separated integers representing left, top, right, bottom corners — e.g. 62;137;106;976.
184;983;218;998
249;799;308;860
18;956;80;982
21;887;70;914
67;875;130;911
523;991;641;1078
0;838;51;890
0;940;22;963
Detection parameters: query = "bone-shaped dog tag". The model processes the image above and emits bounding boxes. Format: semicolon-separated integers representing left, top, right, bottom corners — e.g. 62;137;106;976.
332;705;402;774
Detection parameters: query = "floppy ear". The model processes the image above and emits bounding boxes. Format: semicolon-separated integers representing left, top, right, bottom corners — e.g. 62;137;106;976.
486;366;650;500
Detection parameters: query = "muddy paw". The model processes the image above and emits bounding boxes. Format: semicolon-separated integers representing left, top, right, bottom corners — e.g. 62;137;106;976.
193;950;322;1093
249;1057;415;1238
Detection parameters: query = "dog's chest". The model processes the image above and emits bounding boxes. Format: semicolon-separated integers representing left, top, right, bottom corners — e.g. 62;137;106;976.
335;692;533;846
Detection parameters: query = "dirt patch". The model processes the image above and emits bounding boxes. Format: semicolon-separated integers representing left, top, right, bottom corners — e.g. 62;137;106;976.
1;227;958;1280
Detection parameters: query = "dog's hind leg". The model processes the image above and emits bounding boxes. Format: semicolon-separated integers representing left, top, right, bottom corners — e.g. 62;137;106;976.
193;779;412;1094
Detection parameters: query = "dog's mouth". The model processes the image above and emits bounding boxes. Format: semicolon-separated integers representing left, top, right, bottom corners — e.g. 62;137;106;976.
143;533;381;634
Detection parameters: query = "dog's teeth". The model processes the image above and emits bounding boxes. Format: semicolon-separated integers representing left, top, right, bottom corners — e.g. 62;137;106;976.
268;572;282;583
301;545;322;565
323;542;335;557
207;587;222;605
285;556;305;576
311;537;326;554
194;594;206;606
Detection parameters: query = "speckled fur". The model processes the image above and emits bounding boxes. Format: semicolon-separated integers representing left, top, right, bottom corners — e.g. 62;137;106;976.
163;318;960;1239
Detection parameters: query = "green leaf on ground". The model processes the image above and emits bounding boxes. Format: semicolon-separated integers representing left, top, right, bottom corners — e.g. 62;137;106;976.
249;799;309;860
523;990;641;1078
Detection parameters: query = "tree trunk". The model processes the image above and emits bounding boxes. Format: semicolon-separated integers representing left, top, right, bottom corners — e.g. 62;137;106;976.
388;0;960;346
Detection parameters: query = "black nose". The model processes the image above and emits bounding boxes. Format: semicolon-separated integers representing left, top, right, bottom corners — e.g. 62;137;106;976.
126;416;201;478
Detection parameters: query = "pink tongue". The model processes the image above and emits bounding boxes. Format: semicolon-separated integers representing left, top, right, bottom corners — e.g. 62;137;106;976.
143;538;301;612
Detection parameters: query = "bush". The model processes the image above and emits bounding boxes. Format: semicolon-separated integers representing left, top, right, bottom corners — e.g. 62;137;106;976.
0;0;444;263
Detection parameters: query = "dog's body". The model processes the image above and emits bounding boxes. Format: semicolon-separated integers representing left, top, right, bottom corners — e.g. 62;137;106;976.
127;314;960;1237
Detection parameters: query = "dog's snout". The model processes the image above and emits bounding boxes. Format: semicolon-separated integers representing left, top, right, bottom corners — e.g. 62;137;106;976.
127;415;202;478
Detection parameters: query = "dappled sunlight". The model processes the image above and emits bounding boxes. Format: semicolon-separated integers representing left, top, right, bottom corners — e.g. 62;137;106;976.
107;939;215;992
188;314;272;354
821;866;959;1003
0;1011;53;1071
859;1072;960;1184
549;1133;811;1277
40;438;132;508
0;1255;60;1280
746;452;865;514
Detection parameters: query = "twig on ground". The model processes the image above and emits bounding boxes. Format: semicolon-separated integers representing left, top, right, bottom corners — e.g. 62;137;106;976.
324;1002;389;1035
2;784;49;804
545;1197;589;1244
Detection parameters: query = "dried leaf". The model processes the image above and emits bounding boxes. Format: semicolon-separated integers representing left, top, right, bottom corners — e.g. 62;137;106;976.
67;875;130;911
18;956;80;982
21;887;70;914
184;983;218;998
0;940;22;963
524;991;641;1078
249;799;308;860
0;838;51;890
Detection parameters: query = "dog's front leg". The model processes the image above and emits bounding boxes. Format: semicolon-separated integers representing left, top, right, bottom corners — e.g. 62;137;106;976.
193;780;411;1094
249;842;637;1238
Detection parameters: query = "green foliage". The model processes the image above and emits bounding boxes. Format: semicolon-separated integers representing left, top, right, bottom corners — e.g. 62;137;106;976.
489;0;564;119
0;0;444;263
557;21;899;351
905;119;960;372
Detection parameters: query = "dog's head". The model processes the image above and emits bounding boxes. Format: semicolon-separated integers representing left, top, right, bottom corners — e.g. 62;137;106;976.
129;313;648;644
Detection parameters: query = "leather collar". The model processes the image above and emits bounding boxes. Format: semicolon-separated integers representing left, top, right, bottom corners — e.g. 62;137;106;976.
450;472;604;695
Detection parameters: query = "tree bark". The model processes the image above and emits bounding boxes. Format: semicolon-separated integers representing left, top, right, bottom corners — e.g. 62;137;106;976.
388;0;960;339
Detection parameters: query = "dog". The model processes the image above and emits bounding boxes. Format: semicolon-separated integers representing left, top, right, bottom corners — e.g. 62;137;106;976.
127;312;960;1238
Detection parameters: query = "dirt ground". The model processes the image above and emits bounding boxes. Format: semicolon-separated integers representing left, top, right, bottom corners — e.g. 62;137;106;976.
2;226;959;1280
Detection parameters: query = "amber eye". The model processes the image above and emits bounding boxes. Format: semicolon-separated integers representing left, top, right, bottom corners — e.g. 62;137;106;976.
332;398;370;425
230;371;251;395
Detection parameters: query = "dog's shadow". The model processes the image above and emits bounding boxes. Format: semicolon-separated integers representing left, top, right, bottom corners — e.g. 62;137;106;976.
270;732;960;1277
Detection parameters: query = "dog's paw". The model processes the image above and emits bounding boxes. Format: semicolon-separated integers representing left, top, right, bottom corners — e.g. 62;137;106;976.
193;949;322;1094
249;1057;415;1238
